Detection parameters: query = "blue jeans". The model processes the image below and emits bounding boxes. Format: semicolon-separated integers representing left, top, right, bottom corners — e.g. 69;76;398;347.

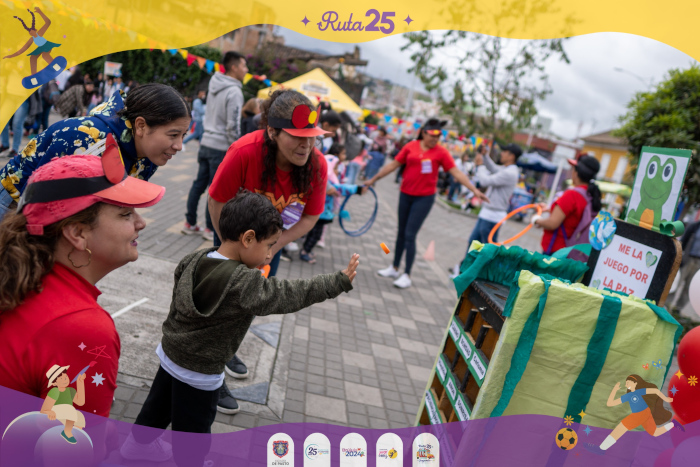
462;218;500;264
448;175;462;200
345;162;361;184
12;100;30;152
364;156;385;180
0;187;16;220
183;120;204;144
393;192;435;275
185;145;226;231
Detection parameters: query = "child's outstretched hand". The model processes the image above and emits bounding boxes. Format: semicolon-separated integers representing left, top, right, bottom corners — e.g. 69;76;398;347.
342;254;360;283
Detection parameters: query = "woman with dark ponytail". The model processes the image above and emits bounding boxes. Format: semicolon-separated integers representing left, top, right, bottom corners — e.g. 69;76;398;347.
584;374;684;455
0;147;165;425
533;153;602;255
0;84;190;219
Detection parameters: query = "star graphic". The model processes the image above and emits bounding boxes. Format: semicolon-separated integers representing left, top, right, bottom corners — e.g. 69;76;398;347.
670;385;679;396
689;375;698;387
579;410;586;418
675;370;684;379
87;345;111;359
78;342;86;351
91;373;105;386
301;16;309;27
564;415;574;426
584;425;593;436
404;15;413;25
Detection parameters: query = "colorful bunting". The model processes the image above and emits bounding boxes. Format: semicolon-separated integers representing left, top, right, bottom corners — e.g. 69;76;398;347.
205;60;214;73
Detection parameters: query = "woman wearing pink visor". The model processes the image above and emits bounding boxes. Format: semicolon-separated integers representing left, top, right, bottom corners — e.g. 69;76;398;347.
0;133;165;420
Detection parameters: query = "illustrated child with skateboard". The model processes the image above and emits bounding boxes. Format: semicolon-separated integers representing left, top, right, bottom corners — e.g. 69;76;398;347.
3;7;66;88
40;364;88;445
585;374;685;455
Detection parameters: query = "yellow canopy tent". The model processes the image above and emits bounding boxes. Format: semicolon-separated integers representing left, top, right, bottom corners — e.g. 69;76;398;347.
257;68;362;116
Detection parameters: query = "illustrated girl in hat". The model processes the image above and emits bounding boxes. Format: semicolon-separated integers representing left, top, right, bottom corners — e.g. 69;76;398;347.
40;364;87;445
3;8;62;76
585;374;684;455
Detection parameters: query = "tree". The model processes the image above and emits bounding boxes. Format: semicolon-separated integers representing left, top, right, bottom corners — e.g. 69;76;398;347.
243;49;308;101
401;31;569;141
615;66;700;206
81;45;223;97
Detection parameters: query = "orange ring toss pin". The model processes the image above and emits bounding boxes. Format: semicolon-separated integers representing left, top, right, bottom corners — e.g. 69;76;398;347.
380;242;390;254
487;204;543;246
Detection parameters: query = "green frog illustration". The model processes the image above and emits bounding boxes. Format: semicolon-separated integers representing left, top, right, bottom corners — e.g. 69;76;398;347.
627;155;676;230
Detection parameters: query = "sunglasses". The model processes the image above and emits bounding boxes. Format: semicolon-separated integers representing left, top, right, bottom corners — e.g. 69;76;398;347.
425;129;441;136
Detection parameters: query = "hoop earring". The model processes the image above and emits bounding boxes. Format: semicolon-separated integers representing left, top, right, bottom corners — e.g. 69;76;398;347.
68;248;92;269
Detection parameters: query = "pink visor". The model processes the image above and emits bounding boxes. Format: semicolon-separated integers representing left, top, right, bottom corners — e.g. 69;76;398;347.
20;134;165;235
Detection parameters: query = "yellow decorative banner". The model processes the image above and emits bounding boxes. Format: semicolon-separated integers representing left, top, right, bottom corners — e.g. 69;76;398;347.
1;0;700;127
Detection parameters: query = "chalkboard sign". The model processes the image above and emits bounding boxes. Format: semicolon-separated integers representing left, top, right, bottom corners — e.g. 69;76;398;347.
582;219;681;305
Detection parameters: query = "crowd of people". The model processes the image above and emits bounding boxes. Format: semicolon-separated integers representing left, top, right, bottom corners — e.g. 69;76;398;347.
0;65;138;159
0;45;617;465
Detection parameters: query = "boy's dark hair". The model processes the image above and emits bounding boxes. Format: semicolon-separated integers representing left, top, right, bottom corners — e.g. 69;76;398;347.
223;51;245;72
320;110;342;126
219;189;283;242
327;143;345;156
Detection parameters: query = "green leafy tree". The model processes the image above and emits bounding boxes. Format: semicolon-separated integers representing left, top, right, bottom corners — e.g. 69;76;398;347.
615;66;700;206
81;45;223;97
243;49;308;101
401;32;569;141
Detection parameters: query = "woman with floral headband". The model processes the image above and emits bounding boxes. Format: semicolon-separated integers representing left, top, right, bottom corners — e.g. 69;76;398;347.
0;137;165;420
365;118;488;289
0;84;190;219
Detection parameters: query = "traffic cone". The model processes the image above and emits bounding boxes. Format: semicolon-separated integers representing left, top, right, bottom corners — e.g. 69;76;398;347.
423;240;436;262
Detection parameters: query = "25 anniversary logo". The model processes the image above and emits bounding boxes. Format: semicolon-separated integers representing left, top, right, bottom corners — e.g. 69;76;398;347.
301;11;414;34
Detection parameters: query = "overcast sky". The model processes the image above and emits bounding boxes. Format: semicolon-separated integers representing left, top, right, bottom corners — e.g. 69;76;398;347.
276;28;698;140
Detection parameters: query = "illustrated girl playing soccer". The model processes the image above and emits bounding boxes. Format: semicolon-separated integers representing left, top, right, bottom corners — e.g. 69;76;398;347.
586;374;685;455
3;7;61;75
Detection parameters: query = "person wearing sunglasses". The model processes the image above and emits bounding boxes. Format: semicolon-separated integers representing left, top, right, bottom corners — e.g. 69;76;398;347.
365;118;488;289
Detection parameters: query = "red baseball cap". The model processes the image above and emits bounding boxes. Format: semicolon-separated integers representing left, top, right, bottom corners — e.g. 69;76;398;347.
19;134;165;235
267;102;331;137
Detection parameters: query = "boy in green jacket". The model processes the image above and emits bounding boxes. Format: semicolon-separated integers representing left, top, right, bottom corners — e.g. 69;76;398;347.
121;190;359;464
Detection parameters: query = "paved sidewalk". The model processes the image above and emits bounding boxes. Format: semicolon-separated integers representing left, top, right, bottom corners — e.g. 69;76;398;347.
1;124;685;434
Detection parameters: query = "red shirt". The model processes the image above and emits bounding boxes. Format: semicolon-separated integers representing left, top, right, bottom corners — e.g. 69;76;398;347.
541;185;589;253
209;130;328;228
396;140;456;196
0;263;120;417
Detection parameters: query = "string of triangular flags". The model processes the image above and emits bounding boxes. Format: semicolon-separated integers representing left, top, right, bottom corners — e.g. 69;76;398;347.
148;49;279;87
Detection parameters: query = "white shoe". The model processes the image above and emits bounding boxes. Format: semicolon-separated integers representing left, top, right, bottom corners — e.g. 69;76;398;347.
317;240;325;249
284;242;299;252
377;266;400;279
393;273;412;289
120;433;173;462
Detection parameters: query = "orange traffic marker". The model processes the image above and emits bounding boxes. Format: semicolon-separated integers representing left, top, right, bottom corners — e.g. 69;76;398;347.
380;242;390;254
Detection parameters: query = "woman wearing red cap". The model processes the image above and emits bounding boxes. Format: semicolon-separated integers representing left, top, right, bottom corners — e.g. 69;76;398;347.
207;89;330;413
365;118;488;289
0;136;165;422
533;153;602;255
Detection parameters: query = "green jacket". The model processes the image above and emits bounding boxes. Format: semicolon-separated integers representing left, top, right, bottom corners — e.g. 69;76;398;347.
161;248;352;374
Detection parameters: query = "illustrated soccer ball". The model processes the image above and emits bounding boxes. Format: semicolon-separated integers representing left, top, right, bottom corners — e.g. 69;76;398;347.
555;428;578;450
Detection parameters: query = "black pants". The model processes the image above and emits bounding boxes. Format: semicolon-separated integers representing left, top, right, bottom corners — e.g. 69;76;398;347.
185;145;226;231
303;218;332;253
393;192;435;275
133;365;219;466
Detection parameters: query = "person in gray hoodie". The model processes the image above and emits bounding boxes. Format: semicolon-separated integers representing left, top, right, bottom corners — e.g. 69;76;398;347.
183;51;248;241
122;190;358;464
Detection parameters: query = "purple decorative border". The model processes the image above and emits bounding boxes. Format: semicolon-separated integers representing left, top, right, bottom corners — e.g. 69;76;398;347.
1;386;697;466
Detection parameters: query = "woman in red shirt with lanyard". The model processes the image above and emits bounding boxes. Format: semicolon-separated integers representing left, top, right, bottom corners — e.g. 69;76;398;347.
533;153;602;254
207;89;329;412
365;119;488;289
